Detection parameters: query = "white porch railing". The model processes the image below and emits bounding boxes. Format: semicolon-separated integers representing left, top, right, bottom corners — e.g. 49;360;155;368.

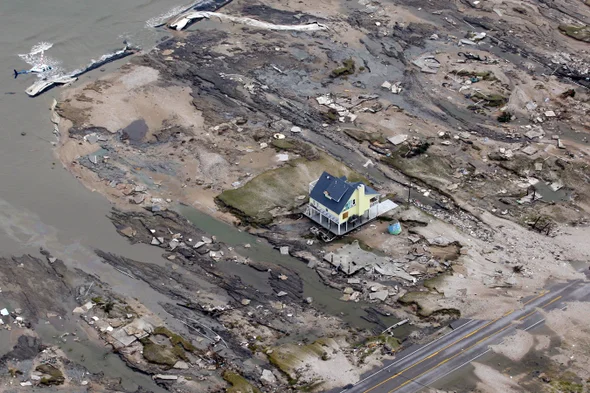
306;204;339;224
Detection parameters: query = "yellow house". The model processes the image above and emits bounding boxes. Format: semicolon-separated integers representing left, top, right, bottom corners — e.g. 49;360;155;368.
305;171;394;236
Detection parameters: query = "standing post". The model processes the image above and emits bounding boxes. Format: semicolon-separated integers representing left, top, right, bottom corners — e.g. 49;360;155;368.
408;183;412;204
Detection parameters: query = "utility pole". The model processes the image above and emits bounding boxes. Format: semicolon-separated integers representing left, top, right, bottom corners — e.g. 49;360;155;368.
408;183;412;205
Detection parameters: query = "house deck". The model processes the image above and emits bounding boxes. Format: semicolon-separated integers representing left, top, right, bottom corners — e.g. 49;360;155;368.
304;200;398;236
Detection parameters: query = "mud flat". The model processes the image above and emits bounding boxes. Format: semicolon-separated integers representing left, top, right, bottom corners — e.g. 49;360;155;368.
46;0;590;390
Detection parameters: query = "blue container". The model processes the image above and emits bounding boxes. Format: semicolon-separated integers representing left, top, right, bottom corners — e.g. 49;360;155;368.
388;222;402;235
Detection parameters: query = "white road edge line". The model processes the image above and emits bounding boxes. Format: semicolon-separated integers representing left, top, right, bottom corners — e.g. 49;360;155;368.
340;320;477;392
408;305;569;392
346;285;575;393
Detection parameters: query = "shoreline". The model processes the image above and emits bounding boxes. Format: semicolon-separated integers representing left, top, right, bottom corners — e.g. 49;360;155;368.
40;0;590;391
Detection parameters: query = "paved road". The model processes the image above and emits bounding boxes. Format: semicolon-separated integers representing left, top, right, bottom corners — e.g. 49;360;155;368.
344;278;590;393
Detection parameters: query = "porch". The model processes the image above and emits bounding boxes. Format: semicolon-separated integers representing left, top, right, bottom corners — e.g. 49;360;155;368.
304;200;398;236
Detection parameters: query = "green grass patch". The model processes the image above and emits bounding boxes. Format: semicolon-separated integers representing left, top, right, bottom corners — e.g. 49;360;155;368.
471;91;507;107
343;128;387;144
366;335;401;351
223;371;261;393
153;326;196;352
271;138;320;160
141;340;180;366
497;111;512;123
559;24;590;42
381;152;453;190
267;339;334;379
216;154;369;225
550;380;583;393
398;291;460;318
330;58;356;78
451;70;497;81
36;365;65;386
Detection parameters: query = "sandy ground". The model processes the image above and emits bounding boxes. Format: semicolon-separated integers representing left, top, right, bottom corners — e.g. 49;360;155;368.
56;64;243;223
356;205;585;320
489;329;535;362
49;0;590;389
55;48;590;321
543;301;590;380
472;363;523;393
435;212;586;319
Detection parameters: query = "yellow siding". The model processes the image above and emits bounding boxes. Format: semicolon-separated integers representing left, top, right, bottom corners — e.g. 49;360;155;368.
312;185;376;225
339;186;374;223
358;185;370;216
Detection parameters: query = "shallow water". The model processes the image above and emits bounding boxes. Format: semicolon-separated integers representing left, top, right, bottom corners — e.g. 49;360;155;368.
177;204;400;330
35;318;168;393
0;0;396;383
0;0;206;384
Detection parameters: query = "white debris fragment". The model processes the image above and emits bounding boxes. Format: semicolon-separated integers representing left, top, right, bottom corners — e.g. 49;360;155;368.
470;32;487;41
316;95;332;106
522;145;538;156
169;11;329;32
261;369;277;385
369;290;389;301
276;153;289;162
460;39;477;46
388;134;408;145
391;82;403;94
412;55;441;73
153;374;179;380
550;181;564;192
169;239;179;251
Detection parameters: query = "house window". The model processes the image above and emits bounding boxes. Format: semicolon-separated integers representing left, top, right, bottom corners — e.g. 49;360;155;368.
343;198;357;211
343;212;349;219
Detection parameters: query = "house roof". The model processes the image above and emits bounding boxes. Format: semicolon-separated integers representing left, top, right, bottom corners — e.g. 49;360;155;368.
310;171;378;213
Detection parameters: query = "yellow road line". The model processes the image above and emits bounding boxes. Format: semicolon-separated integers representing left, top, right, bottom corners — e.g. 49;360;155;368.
523;290;548;306
362;290;549;393
388;294;562;392
361;317;502;392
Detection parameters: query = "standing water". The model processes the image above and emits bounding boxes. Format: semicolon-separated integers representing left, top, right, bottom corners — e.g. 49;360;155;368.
0;0;212;386
177;204;400;330
0;0;397;386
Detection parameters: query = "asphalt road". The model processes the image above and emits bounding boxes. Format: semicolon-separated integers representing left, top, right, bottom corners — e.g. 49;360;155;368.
344;278;590;393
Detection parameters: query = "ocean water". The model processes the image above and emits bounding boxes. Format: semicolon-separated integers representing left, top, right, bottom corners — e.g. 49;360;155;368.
0;0;194;254
0;0;206;357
